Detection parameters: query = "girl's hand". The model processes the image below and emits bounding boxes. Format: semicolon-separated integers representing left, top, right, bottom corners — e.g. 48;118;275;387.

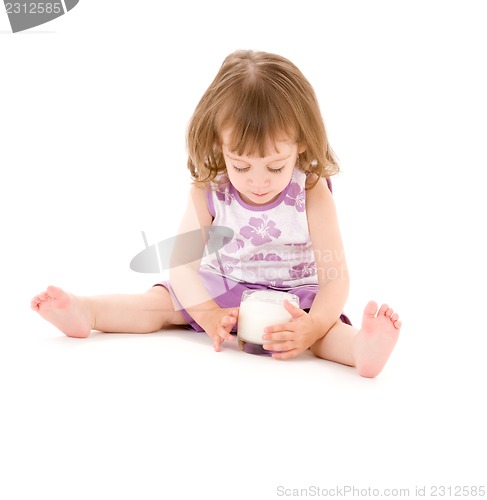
262;300;321;360
199;307;239;352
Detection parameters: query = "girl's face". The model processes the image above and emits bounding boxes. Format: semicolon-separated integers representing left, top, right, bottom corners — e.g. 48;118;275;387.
220;129;304;206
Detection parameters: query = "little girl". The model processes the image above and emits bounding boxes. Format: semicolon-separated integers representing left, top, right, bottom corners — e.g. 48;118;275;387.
31;50;401;378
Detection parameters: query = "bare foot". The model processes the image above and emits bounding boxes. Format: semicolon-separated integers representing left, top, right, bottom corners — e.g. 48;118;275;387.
31;285;93;338
353;301;402;378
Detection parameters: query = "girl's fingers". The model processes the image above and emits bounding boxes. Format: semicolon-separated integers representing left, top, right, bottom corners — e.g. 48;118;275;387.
262;328;295;342
263;323;293;336
223;314;237;327
217;325;234;343
213;337;222;352
263;340;294;352
283;300;305;318
212;308;240;351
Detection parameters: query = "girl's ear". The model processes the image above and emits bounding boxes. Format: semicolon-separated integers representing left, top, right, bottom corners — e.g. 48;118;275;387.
297;142;307;154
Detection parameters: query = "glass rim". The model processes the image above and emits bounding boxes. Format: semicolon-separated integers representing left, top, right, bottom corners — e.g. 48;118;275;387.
240;289;300;305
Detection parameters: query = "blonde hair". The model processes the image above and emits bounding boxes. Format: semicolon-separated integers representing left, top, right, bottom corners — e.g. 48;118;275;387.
186;50;339;188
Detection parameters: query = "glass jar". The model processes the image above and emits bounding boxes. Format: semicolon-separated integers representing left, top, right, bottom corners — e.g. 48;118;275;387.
237;290;300;356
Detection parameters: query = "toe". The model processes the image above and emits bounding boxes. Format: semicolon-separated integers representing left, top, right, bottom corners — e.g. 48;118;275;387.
47;285;64;299
363;300;378;318
378;304;389;316
391;312;399;323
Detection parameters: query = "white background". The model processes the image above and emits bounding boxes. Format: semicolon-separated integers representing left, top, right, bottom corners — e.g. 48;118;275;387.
1;1;486;499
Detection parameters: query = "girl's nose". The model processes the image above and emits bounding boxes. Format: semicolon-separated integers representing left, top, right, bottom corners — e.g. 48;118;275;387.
249;173;270;188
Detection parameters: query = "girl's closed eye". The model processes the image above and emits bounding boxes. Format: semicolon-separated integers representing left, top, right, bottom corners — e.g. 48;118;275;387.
233;165;250;173
232;165;285;173
268;165;285;174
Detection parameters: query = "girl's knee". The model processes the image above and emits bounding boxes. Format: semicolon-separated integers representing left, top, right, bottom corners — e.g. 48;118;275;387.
145;285;187;327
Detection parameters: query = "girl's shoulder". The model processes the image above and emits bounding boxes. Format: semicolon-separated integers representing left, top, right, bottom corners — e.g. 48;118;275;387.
305;174;335;212
190;183;213;223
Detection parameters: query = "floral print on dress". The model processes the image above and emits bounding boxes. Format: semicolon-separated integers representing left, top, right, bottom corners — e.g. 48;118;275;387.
215;176;233;206
249;252;283;262
240;215;282;246
284;182;305;212
289;262;316;279
211;254;240;275
223;238;245;254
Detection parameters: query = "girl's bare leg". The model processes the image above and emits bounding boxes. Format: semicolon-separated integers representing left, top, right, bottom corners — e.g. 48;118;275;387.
310;301;401;378
31;285;187;338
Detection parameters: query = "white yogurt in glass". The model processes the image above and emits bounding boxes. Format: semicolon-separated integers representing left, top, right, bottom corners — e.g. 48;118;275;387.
237;290;300;355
